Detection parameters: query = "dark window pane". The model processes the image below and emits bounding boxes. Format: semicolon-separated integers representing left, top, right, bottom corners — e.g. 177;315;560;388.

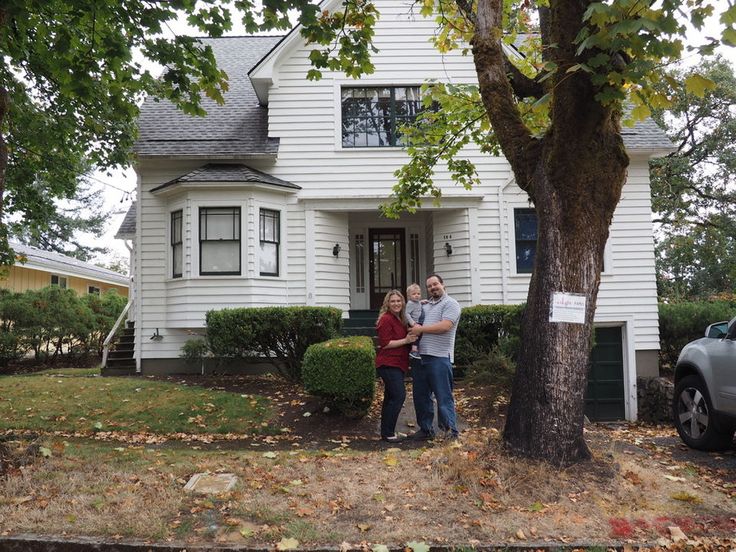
514;208;537;274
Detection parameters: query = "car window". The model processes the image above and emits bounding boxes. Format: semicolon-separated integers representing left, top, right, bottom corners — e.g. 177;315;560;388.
707;322;729;339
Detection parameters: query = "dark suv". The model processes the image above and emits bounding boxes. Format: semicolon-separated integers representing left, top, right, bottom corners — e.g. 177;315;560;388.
673;316;736;451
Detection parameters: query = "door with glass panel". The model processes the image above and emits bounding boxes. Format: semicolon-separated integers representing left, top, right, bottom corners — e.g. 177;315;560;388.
368;229;406;310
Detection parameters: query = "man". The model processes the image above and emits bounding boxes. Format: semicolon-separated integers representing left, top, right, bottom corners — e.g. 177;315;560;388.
408;274;461;440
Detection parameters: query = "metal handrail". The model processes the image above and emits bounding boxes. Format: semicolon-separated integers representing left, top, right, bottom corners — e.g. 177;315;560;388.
102;299;133;368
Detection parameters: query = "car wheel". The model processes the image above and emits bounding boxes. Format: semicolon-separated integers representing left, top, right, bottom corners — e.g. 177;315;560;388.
673;375;734;451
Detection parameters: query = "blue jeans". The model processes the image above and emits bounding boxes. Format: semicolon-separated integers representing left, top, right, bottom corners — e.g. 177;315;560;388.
412;355;458;436
377;366;406;438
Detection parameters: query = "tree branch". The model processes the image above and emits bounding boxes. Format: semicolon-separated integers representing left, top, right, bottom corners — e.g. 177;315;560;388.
471;0;535;192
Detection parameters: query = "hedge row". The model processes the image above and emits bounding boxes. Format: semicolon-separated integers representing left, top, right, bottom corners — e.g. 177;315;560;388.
205;306;342;381
659;300;735;372
0;287;127;368
455;304;524;367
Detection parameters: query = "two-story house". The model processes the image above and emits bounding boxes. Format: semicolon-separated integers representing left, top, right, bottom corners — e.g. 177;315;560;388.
119;0;672;421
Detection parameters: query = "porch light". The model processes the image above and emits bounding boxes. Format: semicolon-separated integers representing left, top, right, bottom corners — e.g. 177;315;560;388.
150;328;163;341
444;242;453;256
332;243;341;257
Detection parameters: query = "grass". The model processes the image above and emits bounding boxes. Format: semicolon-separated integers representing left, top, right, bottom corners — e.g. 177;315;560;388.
0;370;274;435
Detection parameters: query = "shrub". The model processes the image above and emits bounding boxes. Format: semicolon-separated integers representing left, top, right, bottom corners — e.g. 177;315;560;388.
83;290;128;355
455;304;524;367
302;336;376;418
463;344;517;401
180;338;209;373
206;306;342;381
659;300;735;373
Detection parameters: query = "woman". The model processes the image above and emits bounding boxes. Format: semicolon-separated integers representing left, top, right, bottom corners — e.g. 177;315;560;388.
375;289;416;442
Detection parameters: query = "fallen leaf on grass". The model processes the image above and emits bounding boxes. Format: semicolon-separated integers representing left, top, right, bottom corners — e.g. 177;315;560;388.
664;475;686;482
515;529;526;540
671;491;702;503
277;537;300;550
406;541;429;552
356;523;371;532
372;545;389;552
384;455;398;467
262;451;278;459
669;525;687;542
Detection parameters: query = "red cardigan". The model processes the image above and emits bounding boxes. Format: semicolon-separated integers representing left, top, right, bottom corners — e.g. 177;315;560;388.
375;312;410;372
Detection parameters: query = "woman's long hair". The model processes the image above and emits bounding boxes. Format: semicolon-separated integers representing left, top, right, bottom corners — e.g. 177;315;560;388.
376;289;407;327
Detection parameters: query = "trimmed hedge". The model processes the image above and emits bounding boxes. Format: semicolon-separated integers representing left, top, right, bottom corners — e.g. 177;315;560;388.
302;336;376;418
205;306;342;381
659;300;735;373
455;304;524;367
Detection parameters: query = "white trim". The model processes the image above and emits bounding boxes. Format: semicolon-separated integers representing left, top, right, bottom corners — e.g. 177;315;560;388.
255;200;288;279
305;209;316;306
301;195;484;212
190;199;248;279
468;207;481;305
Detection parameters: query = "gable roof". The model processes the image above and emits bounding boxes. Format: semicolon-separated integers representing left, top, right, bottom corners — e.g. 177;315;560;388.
150;163;301;193
135;36;283;158
10;242;129;286
115;201;137;240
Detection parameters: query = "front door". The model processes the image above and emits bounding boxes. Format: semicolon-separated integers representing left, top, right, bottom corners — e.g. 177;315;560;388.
368;229;406;309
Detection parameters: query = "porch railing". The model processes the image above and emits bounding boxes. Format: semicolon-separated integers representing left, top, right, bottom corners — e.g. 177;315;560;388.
102;298;133;368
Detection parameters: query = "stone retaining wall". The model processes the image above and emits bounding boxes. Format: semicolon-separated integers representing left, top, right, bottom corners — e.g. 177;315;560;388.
637;376;674;424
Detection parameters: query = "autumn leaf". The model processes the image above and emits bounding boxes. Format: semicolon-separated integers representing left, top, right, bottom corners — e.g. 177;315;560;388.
406;541;429;552
356;523;371;532
383;454;398;467
262;451;278;459
277;537;299;550
39;446;53;458
671;491;702;504
372;545;390;552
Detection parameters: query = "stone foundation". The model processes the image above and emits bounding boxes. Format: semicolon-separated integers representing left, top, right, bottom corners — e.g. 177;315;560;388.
637;376;674;424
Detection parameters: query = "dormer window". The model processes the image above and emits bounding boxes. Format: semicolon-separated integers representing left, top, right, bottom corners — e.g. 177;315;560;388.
341;86;422;148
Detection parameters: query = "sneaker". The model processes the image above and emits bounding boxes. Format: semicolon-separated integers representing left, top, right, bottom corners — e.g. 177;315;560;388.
408;430;434;441
381;434;404;443
409;352;421;360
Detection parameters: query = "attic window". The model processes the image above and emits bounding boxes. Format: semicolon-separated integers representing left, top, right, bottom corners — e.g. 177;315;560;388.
341;86;422;148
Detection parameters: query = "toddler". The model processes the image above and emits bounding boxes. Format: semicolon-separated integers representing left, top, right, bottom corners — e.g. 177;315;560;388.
405;283;424;360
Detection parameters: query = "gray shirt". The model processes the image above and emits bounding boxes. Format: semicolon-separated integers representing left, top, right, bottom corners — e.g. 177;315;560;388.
406;300;423;325
418;292;461;362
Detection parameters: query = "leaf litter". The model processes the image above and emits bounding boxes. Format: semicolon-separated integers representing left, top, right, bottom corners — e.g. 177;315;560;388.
0;376;734;549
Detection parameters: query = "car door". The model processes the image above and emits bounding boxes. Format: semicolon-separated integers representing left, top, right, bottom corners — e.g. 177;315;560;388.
706;322;736;415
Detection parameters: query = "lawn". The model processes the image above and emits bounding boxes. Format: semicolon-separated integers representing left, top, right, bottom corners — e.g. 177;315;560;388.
0;369;274;435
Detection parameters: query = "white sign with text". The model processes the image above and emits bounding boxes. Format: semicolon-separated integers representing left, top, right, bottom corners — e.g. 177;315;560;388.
549;292;587;324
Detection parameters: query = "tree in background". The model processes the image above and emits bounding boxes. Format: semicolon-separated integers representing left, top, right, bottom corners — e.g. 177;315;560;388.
650;58;736;300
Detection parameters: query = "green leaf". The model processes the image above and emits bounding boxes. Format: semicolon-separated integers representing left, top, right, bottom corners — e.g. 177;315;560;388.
407;542;430;552
684;74;716;97
39;446;53;458
276;537;299;550
722;27;736;46
372;545;390;552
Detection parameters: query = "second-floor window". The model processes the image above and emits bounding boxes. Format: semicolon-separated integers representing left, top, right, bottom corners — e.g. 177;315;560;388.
199;207;241;275
171;210;183;278
259;209;280;276
341;86;422;148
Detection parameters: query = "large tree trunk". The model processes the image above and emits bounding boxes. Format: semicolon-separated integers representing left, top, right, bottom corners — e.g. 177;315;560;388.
471;0;631;465
503;138;628;465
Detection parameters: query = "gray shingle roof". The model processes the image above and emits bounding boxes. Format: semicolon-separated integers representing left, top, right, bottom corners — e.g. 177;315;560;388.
151;163;301;193
622;117;673;151
10;242;130;284
135;36;283;158
115;201;136;240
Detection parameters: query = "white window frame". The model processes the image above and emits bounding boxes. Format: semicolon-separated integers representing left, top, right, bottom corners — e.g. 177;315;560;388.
254;199;287;280
50;274;68;289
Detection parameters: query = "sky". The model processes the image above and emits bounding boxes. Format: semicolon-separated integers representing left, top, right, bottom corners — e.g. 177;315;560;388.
87;7;736;272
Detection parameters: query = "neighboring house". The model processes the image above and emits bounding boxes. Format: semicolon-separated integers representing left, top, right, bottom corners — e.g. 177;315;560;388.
2;242;129;297
119;0;673;421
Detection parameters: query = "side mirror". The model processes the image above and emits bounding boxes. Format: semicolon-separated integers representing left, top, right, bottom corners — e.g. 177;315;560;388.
706;321;729;339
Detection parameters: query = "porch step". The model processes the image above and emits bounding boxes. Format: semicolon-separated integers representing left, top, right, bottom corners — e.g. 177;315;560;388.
102;321;136;376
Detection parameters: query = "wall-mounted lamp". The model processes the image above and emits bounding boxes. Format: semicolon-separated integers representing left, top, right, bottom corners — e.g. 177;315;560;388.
150;328;163;341
332;243;341;257
444;242;453;256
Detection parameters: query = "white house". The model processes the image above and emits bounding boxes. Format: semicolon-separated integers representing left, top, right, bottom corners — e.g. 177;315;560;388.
119;0;672;421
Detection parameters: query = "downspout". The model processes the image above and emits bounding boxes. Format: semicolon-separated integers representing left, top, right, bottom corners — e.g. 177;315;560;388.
498;181;509;305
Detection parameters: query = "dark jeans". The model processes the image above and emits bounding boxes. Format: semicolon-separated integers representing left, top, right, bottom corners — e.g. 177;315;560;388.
412;354;458;436
377;366;406;438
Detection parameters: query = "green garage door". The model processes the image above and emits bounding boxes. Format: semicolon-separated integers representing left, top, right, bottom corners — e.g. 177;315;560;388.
585;326;625;421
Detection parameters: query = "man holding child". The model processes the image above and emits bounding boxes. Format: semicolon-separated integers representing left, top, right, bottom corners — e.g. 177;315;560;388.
408;274;461;441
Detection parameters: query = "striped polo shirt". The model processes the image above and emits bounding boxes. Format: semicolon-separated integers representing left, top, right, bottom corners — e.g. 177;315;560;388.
418;292;461;363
